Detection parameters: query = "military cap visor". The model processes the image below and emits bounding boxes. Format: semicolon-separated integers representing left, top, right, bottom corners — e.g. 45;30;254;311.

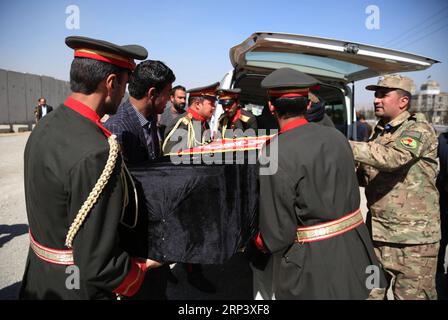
217;88;241;100
262;68;320;98
187;82;220;99
365;74;414;94
66;36;148;70
365;84;411;95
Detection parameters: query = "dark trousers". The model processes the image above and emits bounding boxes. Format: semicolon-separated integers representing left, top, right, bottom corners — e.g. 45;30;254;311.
437;210;448;273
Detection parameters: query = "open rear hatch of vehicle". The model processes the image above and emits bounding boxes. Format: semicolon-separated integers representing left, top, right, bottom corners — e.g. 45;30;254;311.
230;32;439;84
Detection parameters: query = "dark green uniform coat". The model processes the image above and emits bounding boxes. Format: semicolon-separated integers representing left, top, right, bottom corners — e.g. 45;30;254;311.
258;121;384;299
162;111;211;155
20;104;142;300
217;109;258;138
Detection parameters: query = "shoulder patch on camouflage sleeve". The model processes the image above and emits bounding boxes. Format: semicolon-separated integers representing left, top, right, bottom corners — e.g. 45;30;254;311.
399;136;419;150
400;130;422;141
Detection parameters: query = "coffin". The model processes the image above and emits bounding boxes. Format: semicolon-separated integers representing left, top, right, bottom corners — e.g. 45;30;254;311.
119;136;270;264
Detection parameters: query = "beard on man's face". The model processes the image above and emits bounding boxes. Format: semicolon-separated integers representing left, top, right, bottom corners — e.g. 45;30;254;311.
174;102;186;111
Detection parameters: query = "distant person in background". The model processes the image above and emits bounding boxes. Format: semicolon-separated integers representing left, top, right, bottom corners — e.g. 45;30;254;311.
363;113;373;137
354;111;371;142
34;98;53;123
159;85;187;138
332;109;346;135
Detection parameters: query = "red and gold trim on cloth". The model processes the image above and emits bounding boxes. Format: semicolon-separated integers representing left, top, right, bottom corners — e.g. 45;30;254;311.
113;258;148;297
295;209;363;243
74;48;136;70
64;97;112;138
165;135;274;156
29;231;74;265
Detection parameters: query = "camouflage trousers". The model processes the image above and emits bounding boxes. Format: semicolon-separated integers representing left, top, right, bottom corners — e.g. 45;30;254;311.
370;241;439;300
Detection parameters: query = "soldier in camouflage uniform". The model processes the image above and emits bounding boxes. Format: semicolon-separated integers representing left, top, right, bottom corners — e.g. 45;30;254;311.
350;74;441;300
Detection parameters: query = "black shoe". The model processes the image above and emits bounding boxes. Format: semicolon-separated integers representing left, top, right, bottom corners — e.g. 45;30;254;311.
187;272;216;293
167;269;178;284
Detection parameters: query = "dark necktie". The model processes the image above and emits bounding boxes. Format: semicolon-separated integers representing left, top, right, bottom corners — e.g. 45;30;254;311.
145;119;160;159
151;119;160;158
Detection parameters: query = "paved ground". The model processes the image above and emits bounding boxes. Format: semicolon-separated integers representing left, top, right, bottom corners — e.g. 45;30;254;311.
0;132;446;300
0;132;29;299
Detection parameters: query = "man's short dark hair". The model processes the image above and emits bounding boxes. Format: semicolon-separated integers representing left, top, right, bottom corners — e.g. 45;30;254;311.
170;85;186;97
70;58;129;95
270;96;309;119
188;96;203;106
187;96;218;106
128;60;176;99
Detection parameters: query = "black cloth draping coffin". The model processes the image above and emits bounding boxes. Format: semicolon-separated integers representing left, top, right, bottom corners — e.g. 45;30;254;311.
119;160;258;264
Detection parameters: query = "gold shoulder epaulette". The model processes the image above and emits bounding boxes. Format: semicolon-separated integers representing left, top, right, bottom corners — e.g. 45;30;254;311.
239;114;250;123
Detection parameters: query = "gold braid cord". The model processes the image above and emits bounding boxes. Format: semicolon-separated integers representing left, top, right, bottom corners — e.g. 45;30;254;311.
65;135;120;248
162;117;185;154
162;118;202;155
221;117;229;139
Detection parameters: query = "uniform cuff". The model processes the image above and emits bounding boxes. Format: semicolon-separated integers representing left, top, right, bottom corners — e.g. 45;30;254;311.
113;257;148;297
254;232;268;253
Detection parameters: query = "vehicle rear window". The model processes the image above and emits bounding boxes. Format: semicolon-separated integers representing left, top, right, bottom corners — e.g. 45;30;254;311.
246;52;368;80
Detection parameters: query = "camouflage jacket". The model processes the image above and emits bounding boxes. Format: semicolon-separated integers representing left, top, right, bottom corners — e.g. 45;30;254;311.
350;111;440;244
